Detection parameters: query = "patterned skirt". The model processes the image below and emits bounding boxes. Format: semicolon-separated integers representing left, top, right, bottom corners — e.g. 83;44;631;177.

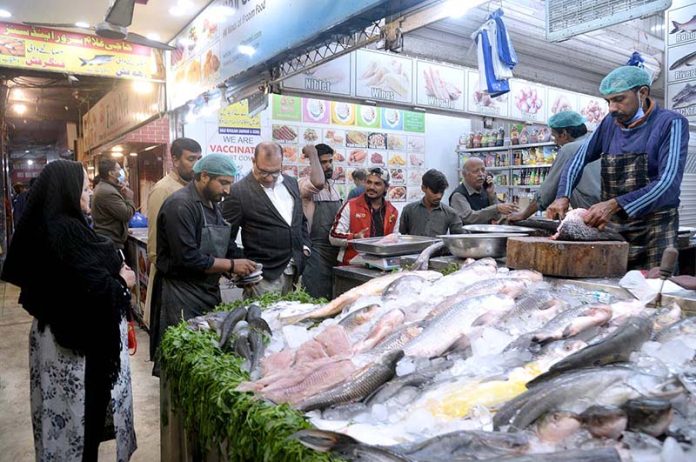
29;318;137;461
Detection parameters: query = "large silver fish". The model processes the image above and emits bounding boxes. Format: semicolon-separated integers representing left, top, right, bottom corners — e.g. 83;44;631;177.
296;349;404;411
292;428;529;462
496;366;677;431
529;316;653;385
405;294;515;358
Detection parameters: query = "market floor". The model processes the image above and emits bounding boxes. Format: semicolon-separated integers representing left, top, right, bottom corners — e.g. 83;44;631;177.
0;282;161;461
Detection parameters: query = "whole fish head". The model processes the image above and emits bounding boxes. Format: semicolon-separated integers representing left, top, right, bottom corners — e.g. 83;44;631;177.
623;398;673;437
579;405;627;439
535;410;582;443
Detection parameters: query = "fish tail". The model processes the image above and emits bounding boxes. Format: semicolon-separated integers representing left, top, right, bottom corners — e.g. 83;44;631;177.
291;429;360;452
670;21;681;34
79;57;88;66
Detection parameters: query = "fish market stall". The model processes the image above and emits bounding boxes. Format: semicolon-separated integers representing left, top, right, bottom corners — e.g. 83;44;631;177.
160;255;696;461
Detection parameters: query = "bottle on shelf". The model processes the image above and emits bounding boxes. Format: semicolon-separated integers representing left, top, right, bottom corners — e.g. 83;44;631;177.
511;127;519;145
519;129;528;145
468;133;475;149
474;132;482;148
489;131;498;147
497;127;505;146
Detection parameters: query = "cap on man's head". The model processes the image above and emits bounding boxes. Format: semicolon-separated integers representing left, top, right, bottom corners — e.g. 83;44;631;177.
368;167;390;186
192;154;237;177
548;111;586;129
599;66;651;96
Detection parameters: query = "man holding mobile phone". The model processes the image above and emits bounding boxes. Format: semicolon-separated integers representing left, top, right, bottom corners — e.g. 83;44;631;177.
92;158;136;249
450;157;517;224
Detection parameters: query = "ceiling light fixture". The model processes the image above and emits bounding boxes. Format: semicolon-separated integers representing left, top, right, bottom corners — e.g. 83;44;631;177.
143;145;158;151
146;32;161;41
27;159;33;166
238;45;256;56
444;0;486;18
169;0;194;17
111;152;124;158
75;21;90;28
129;152;138;157
0;9;11;18
13;103;27;115
25;150;29;153
112;145;124;152
12;88;24;99
132;80;154;94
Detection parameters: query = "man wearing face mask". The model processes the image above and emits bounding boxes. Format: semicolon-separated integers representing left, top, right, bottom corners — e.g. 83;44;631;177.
145;138;202;329
298;143;342;299
330;168;399;265
223;142;310;297
548;66;690;269
150;154;256;376
92;158;136;249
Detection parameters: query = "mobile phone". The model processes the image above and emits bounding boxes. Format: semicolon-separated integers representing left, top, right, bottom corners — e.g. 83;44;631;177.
483;175;493;188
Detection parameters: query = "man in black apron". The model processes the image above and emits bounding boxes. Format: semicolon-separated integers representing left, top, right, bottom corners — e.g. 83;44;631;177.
300;144;342;299
150;154;257;376
548;66;689;269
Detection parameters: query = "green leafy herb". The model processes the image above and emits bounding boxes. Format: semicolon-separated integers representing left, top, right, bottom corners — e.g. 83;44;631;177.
161;291;340;461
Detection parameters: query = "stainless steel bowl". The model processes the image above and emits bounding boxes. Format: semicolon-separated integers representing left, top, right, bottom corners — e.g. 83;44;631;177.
463;224;536;234
438;233;527;259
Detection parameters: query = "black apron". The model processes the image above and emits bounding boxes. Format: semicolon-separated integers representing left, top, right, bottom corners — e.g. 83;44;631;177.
151;203;231;376
602;151;678;270
302;196;341;299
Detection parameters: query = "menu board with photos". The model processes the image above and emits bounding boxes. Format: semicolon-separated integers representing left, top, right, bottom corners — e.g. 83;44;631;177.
666;0;696;124
271;95;426;202
355;49;414;104
509;80;547;123
547;88;580;117
466;70;509;118
416;60;465;111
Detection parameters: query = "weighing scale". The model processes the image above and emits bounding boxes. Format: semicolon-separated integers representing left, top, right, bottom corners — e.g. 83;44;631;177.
351;253;404;271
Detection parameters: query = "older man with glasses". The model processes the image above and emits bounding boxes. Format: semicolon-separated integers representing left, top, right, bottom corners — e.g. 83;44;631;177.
222;142;311;297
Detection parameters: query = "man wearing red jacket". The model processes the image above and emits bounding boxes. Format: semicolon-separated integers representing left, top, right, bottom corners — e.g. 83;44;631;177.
330;167;399;265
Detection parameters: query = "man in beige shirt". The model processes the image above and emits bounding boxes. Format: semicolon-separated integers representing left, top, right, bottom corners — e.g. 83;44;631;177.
144;138;202;327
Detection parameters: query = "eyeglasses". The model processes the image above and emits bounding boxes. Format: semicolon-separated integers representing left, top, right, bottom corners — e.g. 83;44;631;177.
255;165;281;179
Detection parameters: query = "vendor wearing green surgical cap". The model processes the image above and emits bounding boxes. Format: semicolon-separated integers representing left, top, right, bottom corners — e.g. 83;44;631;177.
149;153;257;376
509;111;600;223
548;65;690;270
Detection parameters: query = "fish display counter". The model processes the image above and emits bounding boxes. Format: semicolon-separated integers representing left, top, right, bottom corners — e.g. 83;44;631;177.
159;258;696;461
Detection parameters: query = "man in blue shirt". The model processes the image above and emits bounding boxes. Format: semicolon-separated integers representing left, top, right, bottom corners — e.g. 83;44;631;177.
548;66;690;269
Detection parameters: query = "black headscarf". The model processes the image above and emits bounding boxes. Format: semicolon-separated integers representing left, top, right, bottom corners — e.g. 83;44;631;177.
2;160;129;386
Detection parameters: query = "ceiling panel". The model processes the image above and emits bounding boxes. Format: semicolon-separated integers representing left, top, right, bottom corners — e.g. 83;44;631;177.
402;0;665;100
1;0;210;43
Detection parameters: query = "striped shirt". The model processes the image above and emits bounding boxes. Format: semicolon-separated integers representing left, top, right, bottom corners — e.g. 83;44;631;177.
557;100;689;218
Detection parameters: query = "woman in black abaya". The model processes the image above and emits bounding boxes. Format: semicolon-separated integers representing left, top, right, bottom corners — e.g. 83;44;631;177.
2;160;137;461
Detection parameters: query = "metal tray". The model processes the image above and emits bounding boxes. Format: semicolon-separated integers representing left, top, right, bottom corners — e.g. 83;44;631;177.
351;235;441;256
463;224;536;234
439;233;527;259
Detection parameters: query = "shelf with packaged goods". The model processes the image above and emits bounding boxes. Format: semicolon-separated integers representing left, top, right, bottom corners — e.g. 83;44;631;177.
510;164;552;169
484;166;510;171
456;142;556;154
507;185;542;190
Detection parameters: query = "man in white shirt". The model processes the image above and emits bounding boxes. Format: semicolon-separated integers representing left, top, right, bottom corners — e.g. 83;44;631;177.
223;142;311;297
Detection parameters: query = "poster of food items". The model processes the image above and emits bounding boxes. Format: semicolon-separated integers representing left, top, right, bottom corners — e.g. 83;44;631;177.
416;61;465;111
283;53;352;96
466;70;509;117
547;88;579;115
270;95;426;201
356;49;413;104
509;80;547;122
168;13;221;109
578;95;609;131
666;2;696;124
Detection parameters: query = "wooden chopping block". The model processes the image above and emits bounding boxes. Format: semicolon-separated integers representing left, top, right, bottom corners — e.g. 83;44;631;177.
506;236;629;278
